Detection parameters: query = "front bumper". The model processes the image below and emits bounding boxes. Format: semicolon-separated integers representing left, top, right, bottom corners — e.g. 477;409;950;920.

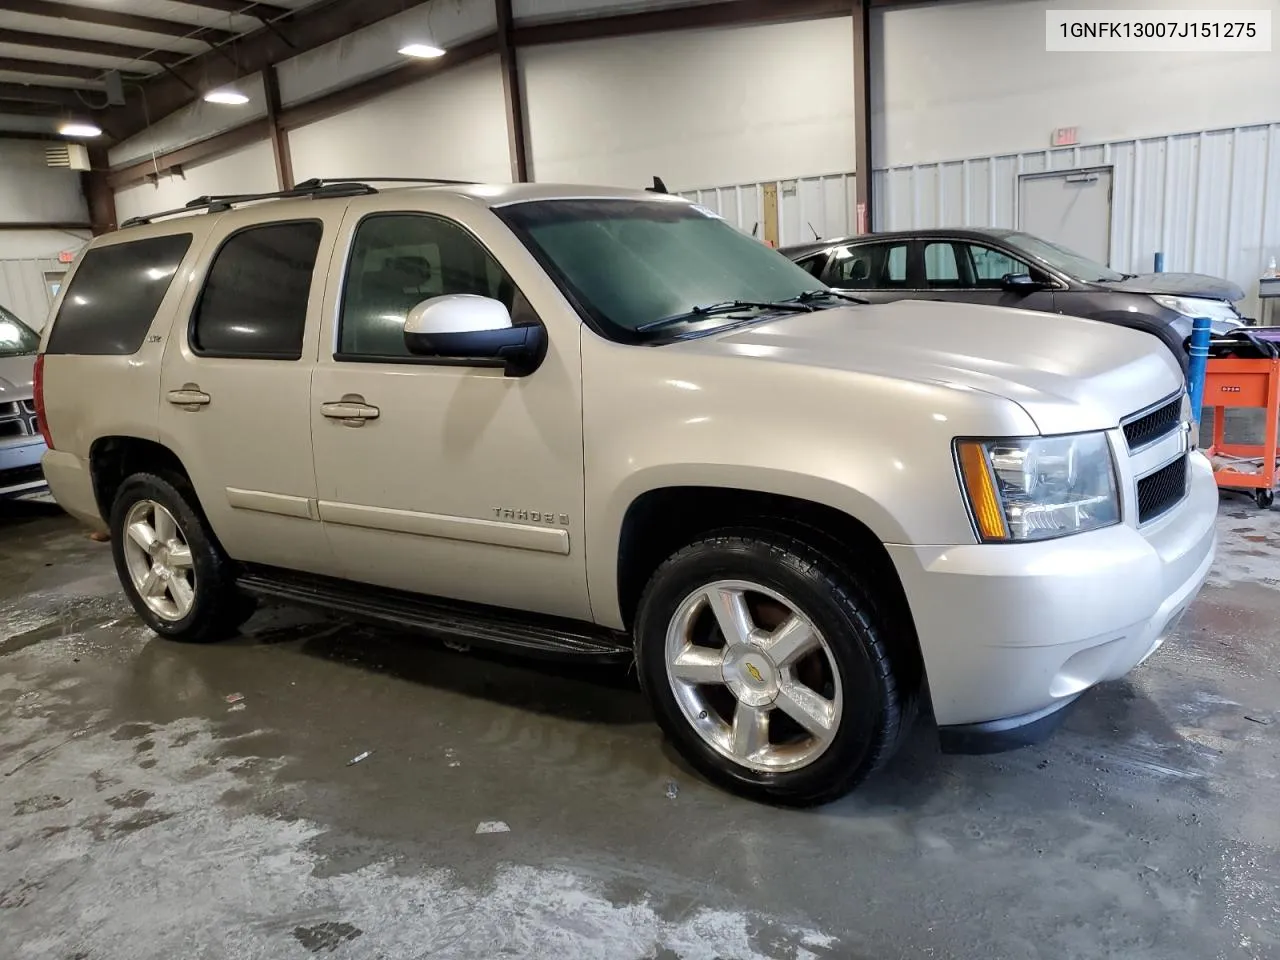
888;451;1217;739
0;437;48;498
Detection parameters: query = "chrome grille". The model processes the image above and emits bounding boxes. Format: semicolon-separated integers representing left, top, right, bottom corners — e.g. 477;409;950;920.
0;396;34;440
1137;455;1189;524
1123;395;1182;451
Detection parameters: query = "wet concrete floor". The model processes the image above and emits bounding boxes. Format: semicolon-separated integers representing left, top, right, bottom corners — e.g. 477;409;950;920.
1;498;1278;959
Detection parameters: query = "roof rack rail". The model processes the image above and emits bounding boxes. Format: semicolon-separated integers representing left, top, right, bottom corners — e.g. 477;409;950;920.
120;180;378;229
122;176;481;231
294;176;479;187
119;176;480;229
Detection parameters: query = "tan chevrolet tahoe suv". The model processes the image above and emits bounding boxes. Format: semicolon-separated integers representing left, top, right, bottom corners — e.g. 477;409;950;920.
36;178;1217;805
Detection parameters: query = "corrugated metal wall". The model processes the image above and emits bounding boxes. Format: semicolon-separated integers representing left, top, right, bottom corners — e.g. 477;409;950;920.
679;173;859;248
873;123;1280;318
0;258;62;331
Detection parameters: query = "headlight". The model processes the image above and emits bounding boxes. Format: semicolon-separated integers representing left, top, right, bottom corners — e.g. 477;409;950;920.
955;432;1120;542
1152;295;1240;325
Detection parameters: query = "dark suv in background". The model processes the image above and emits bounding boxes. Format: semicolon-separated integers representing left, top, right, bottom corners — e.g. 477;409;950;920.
782;228;1247;370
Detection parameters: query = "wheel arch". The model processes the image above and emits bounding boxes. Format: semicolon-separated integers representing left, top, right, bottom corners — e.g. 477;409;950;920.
611;483;925;692
89;435;200;522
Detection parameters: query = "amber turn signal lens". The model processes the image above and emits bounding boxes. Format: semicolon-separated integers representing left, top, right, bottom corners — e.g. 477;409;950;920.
957;441;1008;541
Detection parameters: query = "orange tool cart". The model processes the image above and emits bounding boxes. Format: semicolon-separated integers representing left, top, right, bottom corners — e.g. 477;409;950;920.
1202;332;1280;509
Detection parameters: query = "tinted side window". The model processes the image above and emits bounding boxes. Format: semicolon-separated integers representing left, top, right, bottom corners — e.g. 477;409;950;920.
824;242;907;289
45;234;192;355
884;245;907;283
795;253;828;278
339;214;525;359
191;220;322;360
965;243;1032;287
924;242;961;286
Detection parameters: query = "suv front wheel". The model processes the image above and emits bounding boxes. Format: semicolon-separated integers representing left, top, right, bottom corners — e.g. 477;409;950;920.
110;472;254;643
635;530;911;806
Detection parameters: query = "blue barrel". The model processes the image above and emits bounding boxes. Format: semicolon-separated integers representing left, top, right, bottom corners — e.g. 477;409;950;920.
1187;316;1212;423
1154;251;1165;273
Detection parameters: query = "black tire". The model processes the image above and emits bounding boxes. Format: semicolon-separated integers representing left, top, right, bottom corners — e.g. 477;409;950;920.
109;471;254;643
635;530;913;806
1256;488;1274;510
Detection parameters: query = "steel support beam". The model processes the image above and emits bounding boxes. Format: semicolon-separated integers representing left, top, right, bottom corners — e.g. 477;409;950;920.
82;145;118;235
0;100;78;118
107;117;272;190
851;0;873;233
496;0;529;182
0;28;186;66
262;65;293;189
0;57;129;82
0;82;97;109
3;0;234;43
175;0;291;18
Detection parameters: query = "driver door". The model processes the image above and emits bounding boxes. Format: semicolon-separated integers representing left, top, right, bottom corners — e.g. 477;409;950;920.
309;200;590;621
920;239;1057;311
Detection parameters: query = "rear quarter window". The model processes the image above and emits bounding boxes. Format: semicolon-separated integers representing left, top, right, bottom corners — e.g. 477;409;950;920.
44;233;193;355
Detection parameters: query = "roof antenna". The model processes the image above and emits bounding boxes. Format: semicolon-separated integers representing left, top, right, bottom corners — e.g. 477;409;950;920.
808;221;821;240
647;176;670;194
751;222;759;238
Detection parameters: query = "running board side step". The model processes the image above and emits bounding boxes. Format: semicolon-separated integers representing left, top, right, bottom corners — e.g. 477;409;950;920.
237;567;633;664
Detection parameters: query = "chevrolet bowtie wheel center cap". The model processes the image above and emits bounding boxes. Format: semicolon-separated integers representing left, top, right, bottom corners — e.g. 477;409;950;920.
722;647;779;707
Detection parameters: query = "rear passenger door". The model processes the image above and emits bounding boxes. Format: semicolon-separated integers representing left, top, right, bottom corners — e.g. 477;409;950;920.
819;240;912;304
156;209;344;576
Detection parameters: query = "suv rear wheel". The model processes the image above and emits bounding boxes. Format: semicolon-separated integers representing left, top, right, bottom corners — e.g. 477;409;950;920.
635;530;911;806
110;472;253;643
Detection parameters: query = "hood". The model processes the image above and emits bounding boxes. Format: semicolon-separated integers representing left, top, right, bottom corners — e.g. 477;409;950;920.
1101;272;1245;303
0;353;36;399
679;300;1184;435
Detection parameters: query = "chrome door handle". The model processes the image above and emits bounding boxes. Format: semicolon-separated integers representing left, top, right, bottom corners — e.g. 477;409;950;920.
320;396;379;426
167;385;211;408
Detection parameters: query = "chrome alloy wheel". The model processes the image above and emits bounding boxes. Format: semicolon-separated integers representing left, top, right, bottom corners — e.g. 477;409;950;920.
121;500;196;622
664;580;843;773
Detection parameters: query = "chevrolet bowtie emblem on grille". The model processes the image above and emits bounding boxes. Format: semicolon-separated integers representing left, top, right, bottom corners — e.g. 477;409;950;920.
745;663;764;683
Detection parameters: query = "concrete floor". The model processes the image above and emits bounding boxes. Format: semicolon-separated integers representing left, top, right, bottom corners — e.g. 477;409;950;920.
2;498;1278;960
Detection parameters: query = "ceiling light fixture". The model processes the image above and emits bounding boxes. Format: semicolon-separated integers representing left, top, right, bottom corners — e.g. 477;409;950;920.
398;42;446;58
204;88;249;105
58;121;102;138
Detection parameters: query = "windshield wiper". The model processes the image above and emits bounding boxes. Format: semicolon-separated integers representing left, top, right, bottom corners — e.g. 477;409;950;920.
636;299;814;334
791;289;871;306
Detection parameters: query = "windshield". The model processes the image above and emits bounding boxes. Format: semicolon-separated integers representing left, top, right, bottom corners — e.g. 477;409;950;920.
1001;232;1126;283
496;199;828;339
0;305;39;358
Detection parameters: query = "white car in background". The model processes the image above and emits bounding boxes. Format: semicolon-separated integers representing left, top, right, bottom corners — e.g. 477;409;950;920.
0;304;48;499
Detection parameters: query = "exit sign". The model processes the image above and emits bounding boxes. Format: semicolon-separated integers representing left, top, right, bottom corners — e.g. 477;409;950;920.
1052;126;1079;147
